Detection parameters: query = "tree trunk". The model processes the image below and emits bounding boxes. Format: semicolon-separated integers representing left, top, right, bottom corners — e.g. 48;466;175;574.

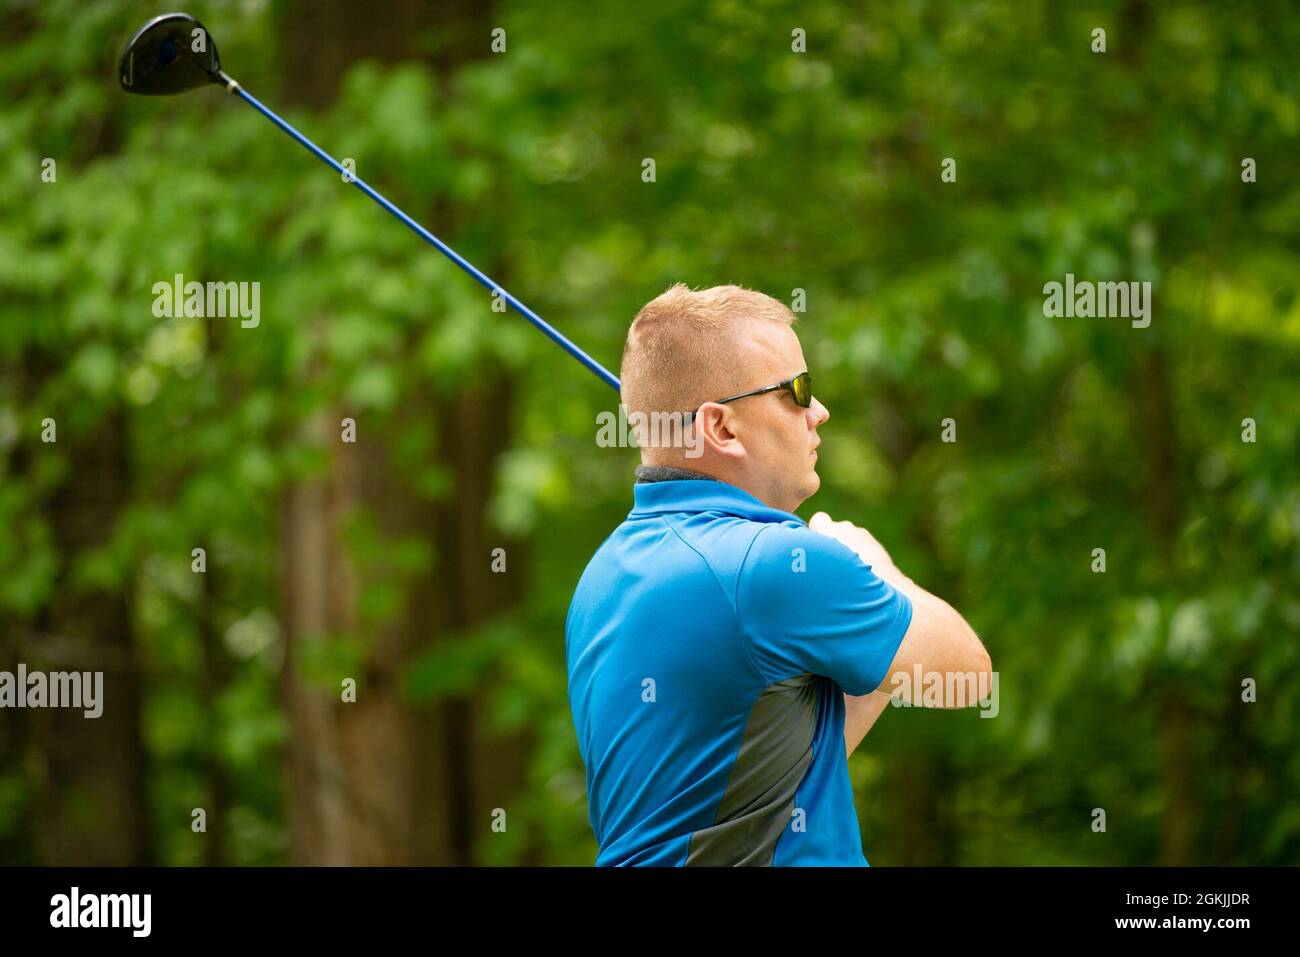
278;0;529;865
1134;348;1198;864
30;409;150;865
1;31;152;859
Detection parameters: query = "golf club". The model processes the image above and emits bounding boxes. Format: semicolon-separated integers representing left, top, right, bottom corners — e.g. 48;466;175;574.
118;12;622;392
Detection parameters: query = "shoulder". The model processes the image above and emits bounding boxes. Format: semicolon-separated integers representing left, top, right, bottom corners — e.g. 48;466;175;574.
654;510;774;576
737;521;885;622
742;520;862;577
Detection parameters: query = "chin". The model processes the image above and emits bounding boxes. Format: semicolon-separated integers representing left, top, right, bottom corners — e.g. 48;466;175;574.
790;470;820;510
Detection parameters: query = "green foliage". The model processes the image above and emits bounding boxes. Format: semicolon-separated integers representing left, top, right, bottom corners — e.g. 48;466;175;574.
0;0;1295;865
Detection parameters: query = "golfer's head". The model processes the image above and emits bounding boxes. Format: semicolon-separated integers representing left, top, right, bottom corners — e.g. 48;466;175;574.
620;283;830;513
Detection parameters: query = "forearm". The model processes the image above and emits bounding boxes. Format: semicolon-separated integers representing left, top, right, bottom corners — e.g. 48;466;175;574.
843;688;894;757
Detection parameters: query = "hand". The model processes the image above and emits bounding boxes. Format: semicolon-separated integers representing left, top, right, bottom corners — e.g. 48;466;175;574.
808;511;897;575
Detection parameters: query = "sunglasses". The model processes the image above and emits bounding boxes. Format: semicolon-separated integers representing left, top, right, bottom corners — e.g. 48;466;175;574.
684;371;813;423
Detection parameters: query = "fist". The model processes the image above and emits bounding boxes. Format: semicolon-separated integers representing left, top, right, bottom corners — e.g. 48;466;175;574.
808;511;895;572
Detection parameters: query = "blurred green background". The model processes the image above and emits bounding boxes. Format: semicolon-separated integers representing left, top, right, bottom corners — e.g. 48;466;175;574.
1;0;1297;865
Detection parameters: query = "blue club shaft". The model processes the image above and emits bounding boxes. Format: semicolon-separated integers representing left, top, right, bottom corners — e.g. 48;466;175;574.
234;86;621;392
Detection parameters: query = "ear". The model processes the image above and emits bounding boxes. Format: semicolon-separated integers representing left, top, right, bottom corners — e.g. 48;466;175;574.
693;404;746;460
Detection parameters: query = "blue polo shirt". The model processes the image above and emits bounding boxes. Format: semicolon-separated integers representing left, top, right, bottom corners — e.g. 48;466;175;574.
565;475;913;866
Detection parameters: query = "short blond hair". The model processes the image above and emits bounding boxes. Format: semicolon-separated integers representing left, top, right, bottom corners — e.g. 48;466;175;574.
620;283;795;418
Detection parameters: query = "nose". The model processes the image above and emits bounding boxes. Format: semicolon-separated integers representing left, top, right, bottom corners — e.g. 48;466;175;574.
809;396;829;427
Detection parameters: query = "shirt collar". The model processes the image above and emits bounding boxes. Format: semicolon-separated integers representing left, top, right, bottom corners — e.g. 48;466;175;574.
630;475;804;525
635;464;714;483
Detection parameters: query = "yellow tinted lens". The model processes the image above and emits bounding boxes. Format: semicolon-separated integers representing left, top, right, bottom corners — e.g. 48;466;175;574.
791;373;811;407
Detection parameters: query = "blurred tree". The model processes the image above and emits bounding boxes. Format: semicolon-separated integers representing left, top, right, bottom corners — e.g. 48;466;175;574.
0;1;148;864
0;0;1295;868
276;0;531;865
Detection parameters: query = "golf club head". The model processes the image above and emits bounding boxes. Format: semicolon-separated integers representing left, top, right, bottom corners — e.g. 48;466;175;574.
119;13;226;95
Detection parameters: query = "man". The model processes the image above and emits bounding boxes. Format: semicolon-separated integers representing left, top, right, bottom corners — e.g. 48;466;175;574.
566;283;991;866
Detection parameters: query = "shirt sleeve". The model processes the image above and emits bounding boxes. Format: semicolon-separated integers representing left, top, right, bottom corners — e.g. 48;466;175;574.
736;522;913;696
